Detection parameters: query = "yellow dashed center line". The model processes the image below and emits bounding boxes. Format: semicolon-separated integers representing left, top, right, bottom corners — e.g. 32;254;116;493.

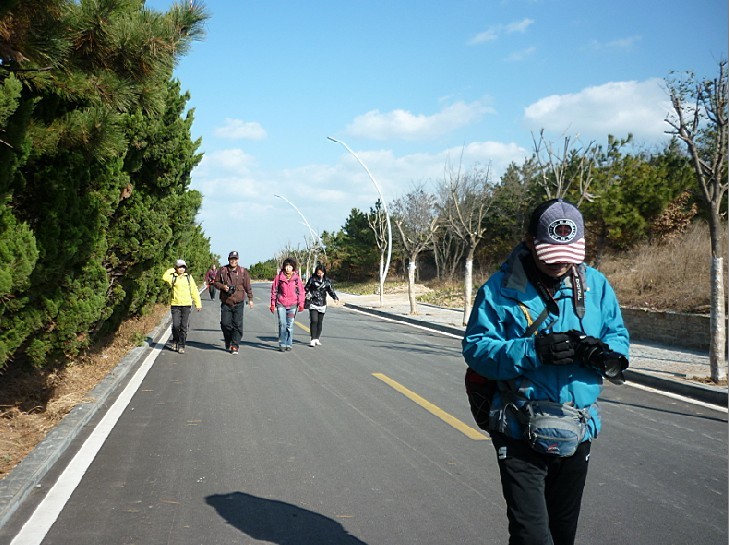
372;372;489;441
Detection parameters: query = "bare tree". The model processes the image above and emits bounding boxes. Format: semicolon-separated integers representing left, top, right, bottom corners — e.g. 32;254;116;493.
391;184;440;314
367;199;389;305
438;163;495;324
531;129;599;203
432;225;467;282
665;60;728;382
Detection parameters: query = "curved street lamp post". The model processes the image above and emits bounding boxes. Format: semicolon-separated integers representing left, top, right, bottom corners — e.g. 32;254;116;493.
274;193;325;273
327;136;392;305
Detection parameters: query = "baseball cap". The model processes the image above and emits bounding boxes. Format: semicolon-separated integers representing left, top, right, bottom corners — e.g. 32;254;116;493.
175;259;187;268
228;251;239;260
528;199;585;264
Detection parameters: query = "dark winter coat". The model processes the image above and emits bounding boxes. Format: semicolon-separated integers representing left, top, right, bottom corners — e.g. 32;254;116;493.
304;276;339;308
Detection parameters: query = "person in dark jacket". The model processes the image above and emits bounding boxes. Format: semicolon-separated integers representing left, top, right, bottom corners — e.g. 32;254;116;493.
304;264;339;347
462;199;629;545
213;251;254;354
205;264;218;300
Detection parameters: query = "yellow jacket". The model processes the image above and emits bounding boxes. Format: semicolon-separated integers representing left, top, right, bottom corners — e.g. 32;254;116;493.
162;268;202;309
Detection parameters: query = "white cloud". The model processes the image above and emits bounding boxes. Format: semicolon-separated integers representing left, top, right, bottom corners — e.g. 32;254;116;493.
214;118;267;140
523;79;672;144
470;18;535;45
506;46;537;62
196;149;256;176
586;35;642;50
345;99;494;141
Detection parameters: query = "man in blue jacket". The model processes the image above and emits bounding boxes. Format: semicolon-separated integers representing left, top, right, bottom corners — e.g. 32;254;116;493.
463;199;629;545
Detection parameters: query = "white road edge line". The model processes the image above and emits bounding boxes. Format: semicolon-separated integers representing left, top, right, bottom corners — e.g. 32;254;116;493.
10;328;170;545
624;380;728;413
344;306;463;339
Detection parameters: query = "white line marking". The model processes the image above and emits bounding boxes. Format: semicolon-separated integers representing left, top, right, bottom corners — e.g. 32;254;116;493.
624;381;728;413
10;329;169;545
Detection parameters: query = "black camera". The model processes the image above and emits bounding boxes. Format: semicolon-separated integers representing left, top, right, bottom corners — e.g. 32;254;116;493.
569;332;628;381
226;285;236;296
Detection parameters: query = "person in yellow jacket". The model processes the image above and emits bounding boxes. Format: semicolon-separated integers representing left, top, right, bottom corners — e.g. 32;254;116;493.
162;259;202;353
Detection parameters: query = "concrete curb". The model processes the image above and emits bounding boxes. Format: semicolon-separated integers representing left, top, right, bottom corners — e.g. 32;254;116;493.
344;303;729;408
0;317;171;530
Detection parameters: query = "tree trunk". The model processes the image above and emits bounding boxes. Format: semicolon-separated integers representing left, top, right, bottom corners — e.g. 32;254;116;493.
407;256;418;315
708;211;728;382
378;250;385;307
462;249;475;326
710;257;727;381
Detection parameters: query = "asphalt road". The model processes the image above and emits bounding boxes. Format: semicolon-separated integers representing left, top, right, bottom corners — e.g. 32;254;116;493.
2;283;727;545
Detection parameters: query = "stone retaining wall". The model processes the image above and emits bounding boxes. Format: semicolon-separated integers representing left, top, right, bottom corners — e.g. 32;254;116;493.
622;308;715;351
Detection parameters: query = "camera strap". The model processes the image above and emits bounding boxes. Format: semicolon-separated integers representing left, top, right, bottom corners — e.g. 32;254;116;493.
570;265;585;319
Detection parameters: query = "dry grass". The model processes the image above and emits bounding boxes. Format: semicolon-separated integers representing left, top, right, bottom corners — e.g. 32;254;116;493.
600;222;721;313
0;304;169;479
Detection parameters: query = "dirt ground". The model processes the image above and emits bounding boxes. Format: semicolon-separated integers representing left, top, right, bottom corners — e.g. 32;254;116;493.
0;304;170;479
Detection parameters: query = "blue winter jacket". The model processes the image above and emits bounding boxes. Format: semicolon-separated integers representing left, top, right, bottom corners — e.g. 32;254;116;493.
462;243;629;441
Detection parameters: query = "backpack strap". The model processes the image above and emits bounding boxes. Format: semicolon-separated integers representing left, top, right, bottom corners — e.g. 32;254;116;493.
518;302;551;338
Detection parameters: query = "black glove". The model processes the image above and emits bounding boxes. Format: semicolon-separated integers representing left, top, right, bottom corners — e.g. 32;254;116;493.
535;332;575;365
568;331;629;381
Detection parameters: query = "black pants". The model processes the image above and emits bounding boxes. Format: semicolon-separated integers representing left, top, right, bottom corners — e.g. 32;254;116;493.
208;284;216;300
220;302;244;348
170;305;192;347
309;309;325;340
490;432;592;545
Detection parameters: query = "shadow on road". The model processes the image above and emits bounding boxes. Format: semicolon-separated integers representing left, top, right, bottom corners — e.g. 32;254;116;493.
206;491;369;544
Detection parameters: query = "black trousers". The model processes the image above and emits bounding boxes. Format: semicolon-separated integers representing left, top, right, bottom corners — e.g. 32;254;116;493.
220;302;244;348
170;305;192;347
490;432;592;545
309;309;325;340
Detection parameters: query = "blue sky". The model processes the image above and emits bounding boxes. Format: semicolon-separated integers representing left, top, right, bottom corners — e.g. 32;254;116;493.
145;0;727;268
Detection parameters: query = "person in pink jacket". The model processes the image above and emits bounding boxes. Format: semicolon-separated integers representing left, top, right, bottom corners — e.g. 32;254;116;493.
270;257;305;351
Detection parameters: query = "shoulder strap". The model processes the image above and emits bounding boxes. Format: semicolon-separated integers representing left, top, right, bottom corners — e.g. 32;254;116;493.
518;302;551;338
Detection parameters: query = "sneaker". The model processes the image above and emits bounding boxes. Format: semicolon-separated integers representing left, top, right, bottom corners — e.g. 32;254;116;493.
286;346;292;351
314;339;321;346
309;340;316;347
279;345;285;352
178;347;185;354
231;345;239;355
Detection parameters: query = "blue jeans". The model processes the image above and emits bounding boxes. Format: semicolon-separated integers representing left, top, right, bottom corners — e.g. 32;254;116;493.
276;305;297;347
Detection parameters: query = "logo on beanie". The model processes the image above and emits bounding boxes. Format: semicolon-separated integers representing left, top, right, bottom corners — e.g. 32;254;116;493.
548;219;578;243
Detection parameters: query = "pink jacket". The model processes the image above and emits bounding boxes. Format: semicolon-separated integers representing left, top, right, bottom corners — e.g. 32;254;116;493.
271;271;305;308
